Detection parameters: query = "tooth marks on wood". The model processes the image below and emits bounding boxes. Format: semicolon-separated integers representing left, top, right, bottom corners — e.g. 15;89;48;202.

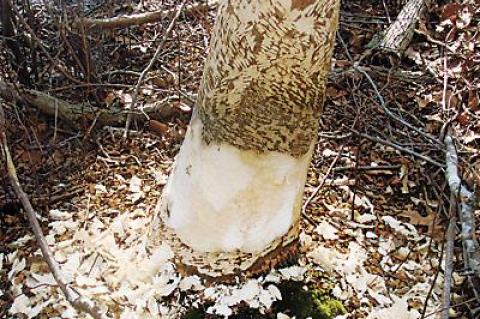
196;0;340;157
291;0;316;11
151;195;302;279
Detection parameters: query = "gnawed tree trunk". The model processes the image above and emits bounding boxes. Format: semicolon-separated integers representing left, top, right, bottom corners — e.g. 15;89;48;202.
151;0;340;279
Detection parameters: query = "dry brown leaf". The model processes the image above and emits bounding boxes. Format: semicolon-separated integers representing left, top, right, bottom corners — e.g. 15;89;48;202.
149;120;169;136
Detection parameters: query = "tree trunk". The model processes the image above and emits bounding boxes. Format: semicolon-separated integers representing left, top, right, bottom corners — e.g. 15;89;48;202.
151;0;340;279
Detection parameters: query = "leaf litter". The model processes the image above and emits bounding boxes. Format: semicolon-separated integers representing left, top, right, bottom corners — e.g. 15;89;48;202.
2;0;479;317
2;126;447;318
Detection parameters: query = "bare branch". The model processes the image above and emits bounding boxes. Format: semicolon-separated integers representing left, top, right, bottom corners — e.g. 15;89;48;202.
348;127;444;168
0;81;178;127
0;105;109;319
354;65;441;146
10;4;84;84
441;200;456;319
377;0;429;55
302;146;344;216
444;134;480;277
75;3;212;30
337;35;441;146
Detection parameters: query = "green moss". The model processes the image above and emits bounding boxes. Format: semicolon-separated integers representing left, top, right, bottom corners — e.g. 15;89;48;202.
313;296;346;319
274;281;346;319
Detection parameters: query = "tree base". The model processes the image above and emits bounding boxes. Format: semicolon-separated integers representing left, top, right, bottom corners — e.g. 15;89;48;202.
149;197;300;281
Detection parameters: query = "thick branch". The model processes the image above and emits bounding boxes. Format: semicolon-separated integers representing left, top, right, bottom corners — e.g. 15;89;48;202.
377;0;428;55
0;81;177;127
444;134;480;277
0;106;108;319
75;2;211;30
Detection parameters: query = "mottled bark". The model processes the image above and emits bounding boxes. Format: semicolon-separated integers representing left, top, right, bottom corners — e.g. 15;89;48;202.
198;0;340;157
151;0;341;278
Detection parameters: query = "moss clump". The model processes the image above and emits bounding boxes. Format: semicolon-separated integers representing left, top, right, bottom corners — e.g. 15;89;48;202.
313;295;346;319
275;281;346;319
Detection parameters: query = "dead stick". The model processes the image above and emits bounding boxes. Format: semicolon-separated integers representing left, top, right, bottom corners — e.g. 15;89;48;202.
442;198;456;319
75;3;211;30
354;65;441;146
444;134;480;277
337;35;440;146
124;0;187;137
332;164;401;172
378;0;428;55
11;5;83;85
0;105;109;319
302;146;344;216
0;81;177;127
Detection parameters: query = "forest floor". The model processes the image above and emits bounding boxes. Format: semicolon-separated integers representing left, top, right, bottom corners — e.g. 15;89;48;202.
1;0;479;318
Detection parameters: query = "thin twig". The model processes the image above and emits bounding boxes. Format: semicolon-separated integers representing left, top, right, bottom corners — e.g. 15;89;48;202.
0;105;108;319
348;127;444;167
124;0;187;137
336;34;441;146
302;146;344;216
332;164;400;172
355;65;441;146
420;228;446;319
10;5;83;85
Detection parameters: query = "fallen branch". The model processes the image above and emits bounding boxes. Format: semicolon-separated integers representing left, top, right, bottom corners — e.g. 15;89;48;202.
444;134;480;277
376;0;428;55
332;164;401;172
0;105;109;319
75;2;212;30
0;81;178;128
330;65;428;84
124;0;187;137
0;187;84;208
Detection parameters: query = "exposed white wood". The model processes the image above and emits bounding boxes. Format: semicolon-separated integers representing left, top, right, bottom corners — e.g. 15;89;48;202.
163;118;314;254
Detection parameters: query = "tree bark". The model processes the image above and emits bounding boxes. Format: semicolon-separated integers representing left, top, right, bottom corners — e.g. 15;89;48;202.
150;0;341;279
378;0;427;55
